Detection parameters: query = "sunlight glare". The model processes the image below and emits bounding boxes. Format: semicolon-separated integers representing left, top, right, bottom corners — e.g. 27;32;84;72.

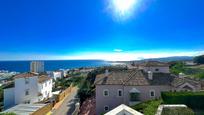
113;0;137;16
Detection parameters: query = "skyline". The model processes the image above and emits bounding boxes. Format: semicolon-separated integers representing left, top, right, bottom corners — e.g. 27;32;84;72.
0;0;204;61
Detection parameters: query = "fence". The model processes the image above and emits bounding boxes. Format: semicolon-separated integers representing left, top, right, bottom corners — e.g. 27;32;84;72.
31;103;54;115
56;84;74;102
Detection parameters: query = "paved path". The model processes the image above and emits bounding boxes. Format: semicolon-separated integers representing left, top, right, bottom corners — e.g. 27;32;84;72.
52;88;79;115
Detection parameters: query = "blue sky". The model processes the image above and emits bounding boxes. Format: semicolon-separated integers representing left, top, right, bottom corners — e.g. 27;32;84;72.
0;0;204;61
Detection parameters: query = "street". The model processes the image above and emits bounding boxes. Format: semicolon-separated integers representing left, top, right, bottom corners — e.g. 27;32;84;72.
52;88;79;115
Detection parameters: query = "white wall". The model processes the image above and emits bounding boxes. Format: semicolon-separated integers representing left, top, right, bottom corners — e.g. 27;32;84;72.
53;72;63;80
4;88;15;110
143;67;170;73
38;79;53;100
14;76;39;104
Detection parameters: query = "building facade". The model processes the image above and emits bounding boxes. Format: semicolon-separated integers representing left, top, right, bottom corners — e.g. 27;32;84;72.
95;61;201;115
30;61;44;73
4;73;52;109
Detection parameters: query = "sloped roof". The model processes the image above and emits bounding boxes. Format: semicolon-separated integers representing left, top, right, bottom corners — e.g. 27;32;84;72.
38;75;51;83
105;104;143;115
14;73;51;83
95;70;175;86
14;73;37;79
140;61;169;67
171;77;200;87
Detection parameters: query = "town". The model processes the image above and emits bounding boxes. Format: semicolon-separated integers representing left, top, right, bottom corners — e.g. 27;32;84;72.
0;0;203;114
0;55;204;115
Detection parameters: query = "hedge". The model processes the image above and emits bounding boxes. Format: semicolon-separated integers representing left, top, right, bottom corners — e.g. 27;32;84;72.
161;108;194;115
161;91;204;110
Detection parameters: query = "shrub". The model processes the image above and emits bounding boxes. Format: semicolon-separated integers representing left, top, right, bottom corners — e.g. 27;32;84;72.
161;108;194;115
131;99;162;115
161;92;204;110
0;113;16;115
194;55;204;64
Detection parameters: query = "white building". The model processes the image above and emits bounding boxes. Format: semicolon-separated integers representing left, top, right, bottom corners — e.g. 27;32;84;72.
30;61;44;73
47;71;63;80
52;71;63;80
4;73;52;109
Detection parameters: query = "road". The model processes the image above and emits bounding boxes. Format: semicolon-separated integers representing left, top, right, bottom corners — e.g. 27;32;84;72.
52;88;79;115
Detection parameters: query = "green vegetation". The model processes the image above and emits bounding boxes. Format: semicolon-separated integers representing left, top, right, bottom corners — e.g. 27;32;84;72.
161;108;194;115
0;113;16;115
131;99;162;115
169;61;204;79
161;91;204;110
53;76;84;91
194;55;204;64
170;62;186;75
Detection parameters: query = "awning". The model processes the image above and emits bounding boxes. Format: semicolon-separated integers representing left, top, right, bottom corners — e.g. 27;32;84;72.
129;88;140;93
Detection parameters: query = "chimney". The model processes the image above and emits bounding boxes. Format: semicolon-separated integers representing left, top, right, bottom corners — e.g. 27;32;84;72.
105;69;109;76
148;71;153;80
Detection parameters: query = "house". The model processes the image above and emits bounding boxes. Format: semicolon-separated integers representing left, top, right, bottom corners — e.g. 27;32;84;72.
50;71;63;80
94;61;201;115
105;104;143;115
138;61;170;73
4;73;52;110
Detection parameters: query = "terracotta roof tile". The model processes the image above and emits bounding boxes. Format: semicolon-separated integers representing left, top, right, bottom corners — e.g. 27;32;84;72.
38;75;51;83
14;73;37;79
95;70;175;86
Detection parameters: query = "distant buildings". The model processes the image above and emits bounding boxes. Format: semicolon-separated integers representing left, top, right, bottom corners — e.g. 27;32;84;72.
95;61;201;115
30;61;44;73
4;73;52;109
48;71;63;80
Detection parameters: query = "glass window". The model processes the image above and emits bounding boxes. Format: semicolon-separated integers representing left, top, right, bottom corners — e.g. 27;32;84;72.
155;68;159;71
25;78;29;84
104;106;109;111
130;93;139;101
118;89;123;97
25;89;29;96
150;90;155;97
103;89;109;97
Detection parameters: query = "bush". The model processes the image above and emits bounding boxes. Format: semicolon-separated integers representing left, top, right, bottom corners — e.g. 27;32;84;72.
161;108;194;115
170;62;186;75
131;99;162;115
0;113;16;115
194;55;204;64
161;92;204;110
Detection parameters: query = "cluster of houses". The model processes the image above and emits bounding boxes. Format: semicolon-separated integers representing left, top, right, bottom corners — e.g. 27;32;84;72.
2;61;96;114
95;61;202;115
2;61;67;114
1;60;202;115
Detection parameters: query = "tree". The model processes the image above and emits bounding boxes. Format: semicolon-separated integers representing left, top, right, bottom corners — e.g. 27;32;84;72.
194;55;204;64
170;62;186;75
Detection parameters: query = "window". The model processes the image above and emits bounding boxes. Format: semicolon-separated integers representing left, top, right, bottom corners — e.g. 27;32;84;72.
155;68;159;71
129;93;139;101
118;89;123;97
24;100;30;104
103;89;109;97
150;90;155;97
104;105;109;111
25;89;29;96
25;78;29;84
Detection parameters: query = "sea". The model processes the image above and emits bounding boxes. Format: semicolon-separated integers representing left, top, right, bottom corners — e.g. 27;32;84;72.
0;60;113;73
